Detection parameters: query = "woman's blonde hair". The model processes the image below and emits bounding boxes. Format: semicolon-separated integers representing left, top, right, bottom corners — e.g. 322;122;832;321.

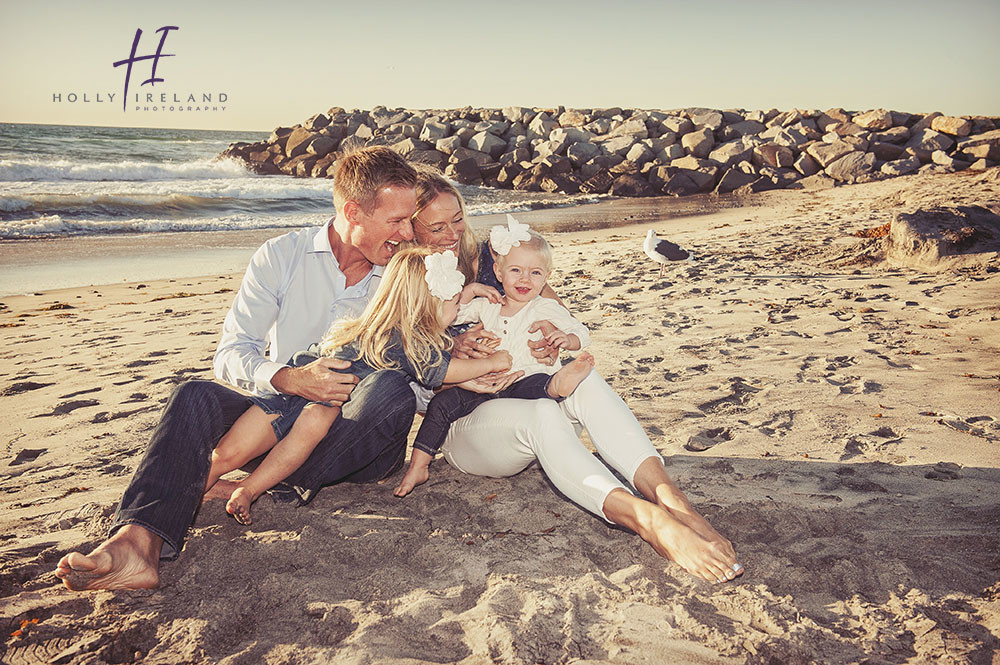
318;246;453;384
410;165;479;285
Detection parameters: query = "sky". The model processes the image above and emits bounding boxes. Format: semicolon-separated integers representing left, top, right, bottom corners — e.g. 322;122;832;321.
1;0;998;132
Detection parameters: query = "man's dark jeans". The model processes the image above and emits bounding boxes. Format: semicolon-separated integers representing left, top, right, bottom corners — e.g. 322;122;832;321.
111;370;415;559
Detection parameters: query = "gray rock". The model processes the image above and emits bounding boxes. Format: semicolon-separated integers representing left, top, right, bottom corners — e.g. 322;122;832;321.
580;169;615;194
305;135;337;157
793;152;820;177
880;155;922;176
502;106;532;124
558;109;588;127
656;143;686;163
840;135;870;152
387;121;421;139
435;136;462;155
420;121;450;143
681;127;714;158
752;143;795;169
709;140;754;169
303;113;331;131
887;205;1000;269
535;135;571;159
372;108;410;129
269;126;293;146
906;129;954;159
671;154;716;171
661;170;701;196
284;126;315;159
354;124;375;141
584;118;613;135
406;149;447;167
626;142;655;166
853;109;893;131
611;174;658;197
499;147;531;166
807;140;855;167
872;126;910;144
766;109;804;128
527;113;558;141
391;137;431;158
475;120;510;136
661;116;694;136
540;154;573;175
689;109;724;130
719;120;766;141
909;112;943;137
715;166;758;194
601;135;637;157
870;142;905;161
954;129;1000;161
468;131;507;159
968;159;991;171
931;150;970;171
444;158;481;185
610;117;649;140
825;151;876;183
449;147;493;167
541;173;581;194
795;173;837;190
454;127;477;146
550;127;595;145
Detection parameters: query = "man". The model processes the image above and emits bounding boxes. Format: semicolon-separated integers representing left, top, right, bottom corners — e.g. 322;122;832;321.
56;146;420;591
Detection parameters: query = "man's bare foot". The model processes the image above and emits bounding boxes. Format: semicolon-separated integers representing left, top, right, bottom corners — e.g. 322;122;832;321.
226;487;256;525
55;525;161;591
547;352;595;398
203;478;240;503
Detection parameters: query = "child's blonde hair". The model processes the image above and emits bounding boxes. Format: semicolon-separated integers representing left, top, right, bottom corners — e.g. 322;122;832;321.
495;229;553;273
319;246;453;383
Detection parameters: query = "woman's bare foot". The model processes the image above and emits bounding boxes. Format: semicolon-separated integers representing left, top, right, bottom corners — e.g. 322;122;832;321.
604;490;740;584
226;487;256;525
55;525;161;591
547;352;595;398
203;478;240;503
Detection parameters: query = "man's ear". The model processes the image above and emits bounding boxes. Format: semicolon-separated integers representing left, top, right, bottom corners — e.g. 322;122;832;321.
342;200;362;225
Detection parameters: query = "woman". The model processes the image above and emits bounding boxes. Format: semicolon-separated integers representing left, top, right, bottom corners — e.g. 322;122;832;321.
408;168;743;584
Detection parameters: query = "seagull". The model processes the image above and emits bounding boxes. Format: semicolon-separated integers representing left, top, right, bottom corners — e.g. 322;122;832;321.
643;229;691;276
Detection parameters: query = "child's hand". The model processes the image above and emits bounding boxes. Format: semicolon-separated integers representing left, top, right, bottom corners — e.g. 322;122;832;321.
394;450;433;497
489;349;513;373
545;330;570;349
462;283;505;304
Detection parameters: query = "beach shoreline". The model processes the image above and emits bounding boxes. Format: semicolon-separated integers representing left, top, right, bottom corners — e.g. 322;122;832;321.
2;169;999;664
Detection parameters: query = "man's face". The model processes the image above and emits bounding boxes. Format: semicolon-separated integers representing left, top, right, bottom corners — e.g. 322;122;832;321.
352;185;417;266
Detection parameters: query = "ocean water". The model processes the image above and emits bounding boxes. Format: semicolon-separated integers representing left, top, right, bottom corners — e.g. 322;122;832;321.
0;123;598;240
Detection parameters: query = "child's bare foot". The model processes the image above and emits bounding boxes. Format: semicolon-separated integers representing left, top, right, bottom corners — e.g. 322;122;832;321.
547;352;595;398
203;478;240;503
226;487;256;525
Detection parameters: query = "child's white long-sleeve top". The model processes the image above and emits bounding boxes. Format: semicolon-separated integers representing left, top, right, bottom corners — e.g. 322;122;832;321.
455;296;590;376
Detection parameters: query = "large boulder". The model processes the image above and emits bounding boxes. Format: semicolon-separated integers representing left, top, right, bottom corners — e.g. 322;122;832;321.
584;118;613;135
527;113;558;141
305;135;338;157
709;140;754;169
908;112;943;137
284;126;315;159
550;127;595;145
681;127;714;158
931;150;971;171
880;155;921;176
719;120;766;141
853;109;893;131
420;121;450;143
825;151;876;183
435;136;462;155
872;126;910;144
887;206;1000;270
558;109;588;127
905;129;954;160
661;116;694;135
793;152;820;177
566;141;601;166
752;143;795;169
807;139;856;167
626;142;655;167
444;158;481;185
715;165;758;194
610;117;649;140
601;135;638;157
449;147;493;167
689;109;724;130
468;131;506;159
931;116;973;137
661;170;700;196
610;174;658;197
954;129;1000;161
870;142;905;161
303;113;330;131
391;138;432;158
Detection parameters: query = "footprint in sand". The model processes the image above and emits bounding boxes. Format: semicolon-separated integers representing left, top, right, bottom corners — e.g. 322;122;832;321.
1;381;55;396
924;461;962;481
32;399;100;417
937;416;1000;442
10;448;46;465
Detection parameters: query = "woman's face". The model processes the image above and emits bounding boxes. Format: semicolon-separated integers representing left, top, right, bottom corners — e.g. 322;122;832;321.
414;192;465;254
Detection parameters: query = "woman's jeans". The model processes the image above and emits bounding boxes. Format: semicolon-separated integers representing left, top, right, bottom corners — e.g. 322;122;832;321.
110;371;415;559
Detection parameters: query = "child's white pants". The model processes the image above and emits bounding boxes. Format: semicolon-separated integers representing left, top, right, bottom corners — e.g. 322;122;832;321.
440;370;660;521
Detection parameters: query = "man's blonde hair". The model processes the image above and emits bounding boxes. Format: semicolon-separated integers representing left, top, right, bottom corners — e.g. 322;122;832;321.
319;246;452;384
495;229;553;273
410;165;479;285
332;146;417;213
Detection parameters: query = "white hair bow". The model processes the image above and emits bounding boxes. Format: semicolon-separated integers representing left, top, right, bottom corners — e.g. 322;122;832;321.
423;250;465;301
489;214;532;256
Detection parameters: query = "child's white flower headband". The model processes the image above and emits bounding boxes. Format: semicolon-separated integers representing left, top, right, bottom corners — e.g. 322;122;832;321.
423;250;465;301
489;214;532;256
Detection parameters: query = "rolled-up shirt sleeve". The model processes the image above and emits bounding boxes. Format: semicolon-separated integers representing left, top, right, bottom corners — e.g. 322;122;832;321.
213;242;288;394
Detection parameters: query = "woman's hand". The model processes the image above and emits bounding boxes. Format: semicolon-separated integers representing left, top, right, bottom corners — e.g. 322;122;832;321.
455;370;525;394
452;323;501;359
526;320;561;366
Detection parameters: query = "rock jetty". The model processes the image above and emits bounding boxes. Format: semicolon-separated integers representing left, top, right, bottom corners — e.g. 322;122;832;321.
220;106;1000;197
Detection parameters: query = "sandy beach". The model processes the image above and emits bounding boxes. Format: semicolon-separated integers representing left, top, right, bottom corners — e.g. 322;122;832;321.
2;168;999;664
